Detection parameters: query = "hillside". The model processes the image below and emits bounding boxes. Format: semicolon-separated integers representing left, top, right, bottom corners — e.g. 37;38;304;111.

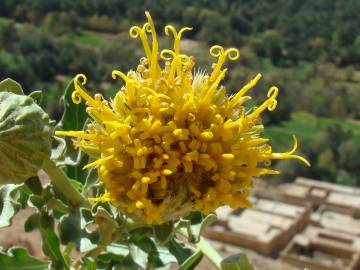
0;1;360;186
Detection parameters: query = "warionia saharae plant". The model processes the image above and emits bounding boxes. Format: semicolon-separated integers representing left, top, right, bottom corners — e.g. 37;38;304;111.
0;12;309;270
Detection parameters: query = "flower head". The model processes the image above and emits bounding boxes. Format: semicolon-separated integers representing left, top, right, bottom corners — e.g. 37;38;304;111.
56;12;309;224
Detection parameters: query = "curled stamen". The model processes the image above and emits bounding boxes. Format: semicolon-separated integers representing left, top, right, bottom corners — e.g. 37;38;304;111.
165;25;192;55
71;91;82;104
129;24;152;61
225;48;240;61
270;136;311;166
160;49;176;61
71;74;96;105
178;27;193;38
210;45;225;58
145;11;159;78
266;86;279;111
287;135;299;155
143;22;152;33
177;54;190;65
247;86;279;121
112;70;129;83
160;50;189;83
209;46;240;82
165;25;178;39
143;87;170;101
75;74;87;85
228;73;262;111
129;26;142;38
112;70;142;105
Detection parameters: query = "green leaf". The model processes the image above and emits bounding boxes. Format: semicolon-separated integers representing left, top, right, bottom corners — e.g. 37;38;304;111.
0;78;24;95
53;79;89;183
25;176;43;195
197;236;222;269
98;244;129;265
220;254;255;270
50;136;67;161
82;257;97;270
46;198;69;213
57;79;88;132
59;209;82;246
119;255;143;270
24;213;40;232
58;208;97;252
17;184;32;208
0;184;20;228
181;212;218;243
128;235;155;269
28;90;43;104
35;212;69;270
84;167;99;192
156;246;178;266
65;152;90;185
105;243;130;257
54;80;87;157
179;250;203;270
0;247;49;270
167;239;196;265
93;207;118;244
129;234;173;269
28;185;54;210
153;221;174;245
42;228;69;270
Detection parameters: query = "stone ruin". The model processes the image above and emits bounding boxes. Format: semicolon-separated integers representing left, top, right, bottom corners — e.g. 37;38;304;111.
204;177;360;270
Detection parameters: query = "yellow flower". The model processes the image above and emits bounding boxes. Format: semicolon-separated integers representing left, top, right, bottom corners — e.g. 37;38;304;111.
56;12;309;224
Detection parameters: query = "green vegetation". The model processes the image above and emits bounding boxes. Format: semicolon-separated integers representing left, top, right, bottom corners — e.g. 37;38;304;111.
64;30;104;46
266;112;360;186
266;112;360;146
0;0;359;186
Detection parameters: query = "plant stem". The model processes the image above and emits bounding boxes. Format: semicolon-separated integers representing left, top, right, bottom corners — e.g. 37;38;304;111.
197;236;222;269
178;228;223;269
42;158;91;208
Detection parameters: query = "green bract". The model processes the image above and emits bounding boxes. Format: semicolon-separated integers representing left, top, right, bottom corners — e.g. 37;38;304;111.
0;92;52;184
